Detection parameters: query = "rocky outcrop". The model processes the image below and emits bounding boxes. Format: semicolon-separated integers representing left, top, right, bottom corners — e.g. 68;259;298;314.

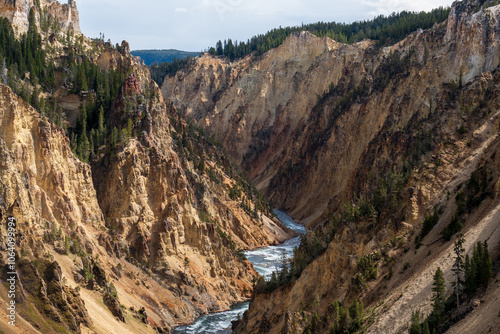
0;83;105;253
44;0;80;34
0;82;102;332
0;0;81;35
162;33;375;225
103;292;125;323
12;258;92;332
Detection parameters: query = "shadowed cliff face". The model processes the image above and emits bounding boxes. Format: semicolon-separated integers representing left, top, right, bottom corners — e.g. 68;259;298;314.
162;2;500;227
232;67;500;334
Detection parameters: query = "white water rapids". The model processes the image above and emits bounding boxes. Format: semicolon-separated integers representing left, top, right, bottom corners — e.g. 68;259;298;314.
172;210;305;334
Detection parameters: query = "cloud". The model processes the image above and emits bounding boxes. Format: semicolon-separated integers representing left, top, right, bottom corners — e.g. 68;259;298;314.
77;0;454;51
361;0;452;16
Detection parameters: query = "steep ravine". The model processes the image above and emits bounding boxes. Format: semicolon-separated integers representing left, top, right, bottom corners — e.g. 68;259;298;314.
161;1;500;333
0;76;293;332
1;0;499;333
0;0;296;333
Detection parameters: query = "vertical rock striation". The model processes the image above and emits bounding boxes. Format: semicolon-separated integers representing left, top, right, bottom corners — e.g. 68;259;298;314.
162;2;500;227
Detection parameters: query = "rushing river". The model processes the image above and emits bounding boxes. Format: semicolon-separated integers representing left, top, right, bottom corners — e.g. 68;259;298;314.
172;210;305;334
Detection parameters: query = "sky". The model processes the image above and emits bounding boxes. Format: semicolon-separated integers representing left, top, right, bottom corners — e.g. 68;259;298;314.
74;0;455;52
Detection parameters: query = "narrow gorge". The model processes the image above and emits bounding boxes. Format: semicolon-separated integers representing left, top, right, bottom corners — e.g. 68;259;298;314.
162;0;500;333
0;0;499;333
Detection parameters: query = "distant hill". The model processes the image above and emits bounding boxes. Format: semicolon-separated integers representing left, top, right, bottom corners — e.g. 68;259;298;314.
130;49;200;66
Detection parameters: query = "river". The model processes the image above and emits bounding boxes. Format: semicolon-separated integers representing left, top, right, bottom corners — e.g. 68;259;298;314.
172;210;305;334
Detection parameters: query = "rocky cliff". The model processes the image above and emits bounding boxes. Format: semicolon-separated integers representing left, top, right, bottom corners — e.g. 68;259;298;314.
91;44;293;325
0;83;102;332
0;1;294;333
162;1;500;333
162;2;500;227
0;0;80;35
233;67;500;333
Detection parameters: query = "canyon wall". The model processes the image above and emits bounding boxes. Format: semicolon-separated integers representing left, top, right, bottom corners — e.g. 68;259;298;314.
162;1;500;333
0;0;81;35
162;2;500;227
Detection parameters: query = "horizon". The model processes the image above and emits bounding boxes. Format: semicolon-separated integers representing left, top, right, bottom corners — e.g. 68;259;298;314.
75;0;454;52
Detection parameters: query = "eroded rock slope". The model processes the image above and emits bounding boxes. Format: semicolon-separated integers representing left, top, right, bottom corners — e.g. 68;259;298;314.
162;1;500;333
0;1;293;333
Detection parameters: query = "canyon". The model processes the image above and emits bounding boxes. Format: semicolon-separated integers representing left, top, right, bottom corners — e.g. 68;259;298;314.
162;0;500;333
0;0;499;333
0;1;293;333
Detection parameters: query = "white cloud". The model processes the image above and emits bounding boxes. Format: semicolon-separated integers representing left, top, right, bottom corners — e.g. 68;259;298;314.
362;0;452;16
77;0;454;51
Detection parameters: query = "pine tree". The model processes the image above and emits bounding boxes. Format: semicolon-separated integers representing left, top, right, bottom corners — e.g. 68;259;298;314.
278;248;289;284
349;299;364;331
103;71;110;106
339;304;351;332
478;241;493;288
464;254;476;296
30;85;39;110
197;155;205;173
126;118;134;139
97;83;105;107
70;132;77;155
79;132;90;163
472;241;483;280
39;96;46;116
97;106;106;144
216;40;223;55
76;63;88;92
452;234;465;307
109;126;118;154
109;281;118;299
410;310;422;334
89;129;95;155
120;127;130;145
85;93;95;121
78;104;87;135
422;320;430;334
64;235;70;255
330;301;340;332
269;271;278;290
431;267;445;326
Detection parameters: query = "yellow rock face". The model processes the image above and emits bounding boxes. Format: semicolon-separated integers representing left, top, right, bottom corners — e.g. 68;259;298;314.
0;55;295;331
0;5;293;331
162;5;500;228
0;0;80;35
